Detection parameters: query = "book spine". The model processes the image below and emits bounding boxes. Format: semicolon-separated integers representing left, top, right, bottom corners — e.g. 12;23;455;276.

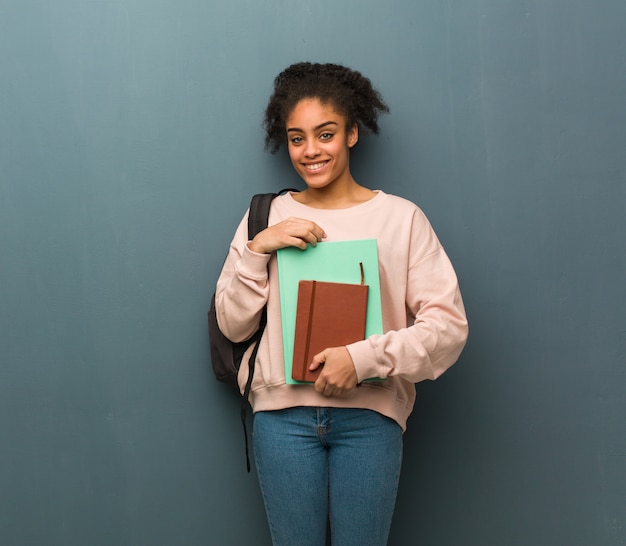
302;280;316;376
292;281;314;381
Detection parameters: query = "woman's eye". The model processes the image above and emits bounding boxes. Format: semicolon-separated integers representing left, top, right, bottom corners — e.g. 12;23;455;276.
319;132;333;141
290;136;303;144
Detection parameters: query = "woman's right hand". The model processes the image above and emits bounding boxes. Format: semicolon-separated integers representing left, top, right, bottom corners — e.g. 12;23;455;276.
247;217;326;254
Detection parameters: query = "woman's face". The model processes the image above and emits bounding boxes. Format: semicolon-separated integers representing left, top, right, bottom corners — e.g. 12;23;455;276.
285;98;358;191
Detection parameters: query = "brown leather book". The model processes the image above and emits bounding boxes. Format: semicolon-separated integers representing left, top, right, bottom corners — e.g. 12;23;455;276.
291;265;369;382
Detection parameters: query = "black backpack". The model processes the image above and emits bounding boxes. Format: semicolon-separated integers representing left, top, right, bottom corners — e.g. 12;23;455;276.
208;189;296;470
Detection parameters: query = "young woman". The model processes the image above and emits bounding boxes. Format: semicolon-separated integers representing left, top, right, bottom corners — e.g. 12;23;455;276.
215;62;468;546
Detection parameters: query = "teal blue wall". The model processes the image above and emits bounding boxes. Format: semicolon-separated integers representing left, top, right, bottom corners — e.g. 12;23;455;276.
1;1;625;544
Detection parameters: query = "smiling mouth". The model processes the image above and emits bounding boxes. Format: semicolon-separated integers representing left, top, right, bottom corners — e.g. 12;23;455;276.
303;161;329;172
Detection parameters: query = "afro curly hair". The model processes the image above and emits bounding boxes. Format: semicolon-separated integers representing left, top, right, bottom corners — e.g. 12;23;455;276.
263;62;389;154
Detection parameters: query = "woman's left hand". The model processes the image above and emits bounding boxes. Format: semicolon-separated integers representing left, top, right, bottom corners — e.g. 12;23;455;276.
310;346;358;397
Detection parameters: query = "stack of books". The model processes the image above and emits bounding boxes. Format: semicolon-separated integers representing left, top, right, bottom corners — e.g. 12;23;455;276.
277;239;383;384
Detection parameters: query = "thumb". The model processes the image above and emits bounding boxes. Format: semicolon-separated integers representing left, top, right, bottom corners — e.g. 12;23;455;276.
309;351;326;371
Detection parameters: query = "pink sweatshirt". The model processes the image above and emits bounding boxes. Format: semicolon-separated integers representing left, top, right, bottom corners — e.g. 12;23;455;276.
215;190;468;431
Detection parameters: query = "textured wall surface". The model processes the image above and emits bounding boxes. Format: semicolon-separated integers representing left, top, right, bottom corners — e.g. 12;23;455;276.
1;1;625;544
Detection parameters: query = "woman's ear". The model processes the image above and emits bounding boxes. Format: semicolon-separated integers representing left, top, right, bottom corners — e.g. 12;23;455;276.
347;123;359;148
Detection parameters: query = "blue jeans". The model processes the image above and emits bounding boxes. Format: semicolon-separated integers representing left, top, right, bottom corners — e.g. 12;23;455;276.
253;407;403;546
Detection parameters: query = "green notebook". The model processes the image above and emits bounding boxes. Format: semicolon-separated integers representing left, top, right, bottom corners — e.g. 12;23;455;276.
277;239;383;384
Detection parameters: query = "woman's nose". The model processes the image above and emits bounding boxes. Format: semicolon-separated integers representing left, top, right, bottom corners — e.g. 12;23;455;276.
303;139;320;157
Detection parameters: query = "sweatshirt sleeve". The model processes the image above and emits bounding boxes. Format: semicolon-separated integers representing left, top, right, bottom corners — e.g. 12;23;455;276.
214;211;272;343
346;209;468;384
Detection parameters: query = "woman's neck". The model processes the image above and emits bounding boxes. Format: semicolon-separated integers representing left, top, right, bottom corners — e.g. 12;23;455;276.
293;182;377;210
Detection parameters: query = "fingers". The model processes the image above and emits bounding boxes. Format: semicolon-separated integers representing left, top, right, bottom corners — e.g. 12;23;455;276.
248;217;326;254
309;352;324;371
283;217;325;249
313;363;341;397
312;347;358;397
314;375;349;397
317;381;342;397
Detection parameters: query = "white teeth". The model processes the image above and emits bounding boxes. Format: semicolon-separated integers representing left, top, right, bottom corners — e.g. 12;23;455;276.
305;162;327;171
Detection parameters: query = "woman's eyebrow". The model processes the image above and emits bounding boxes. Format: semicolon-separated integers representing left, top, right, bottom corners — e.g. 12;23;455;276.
287;121;338;133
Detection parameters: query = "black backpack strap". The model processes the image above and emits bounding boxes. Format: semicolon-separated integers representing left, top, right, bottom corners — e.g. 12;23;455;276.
239;188;298;472
247;188;298;239
248;193;277;239
241;309;266;472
